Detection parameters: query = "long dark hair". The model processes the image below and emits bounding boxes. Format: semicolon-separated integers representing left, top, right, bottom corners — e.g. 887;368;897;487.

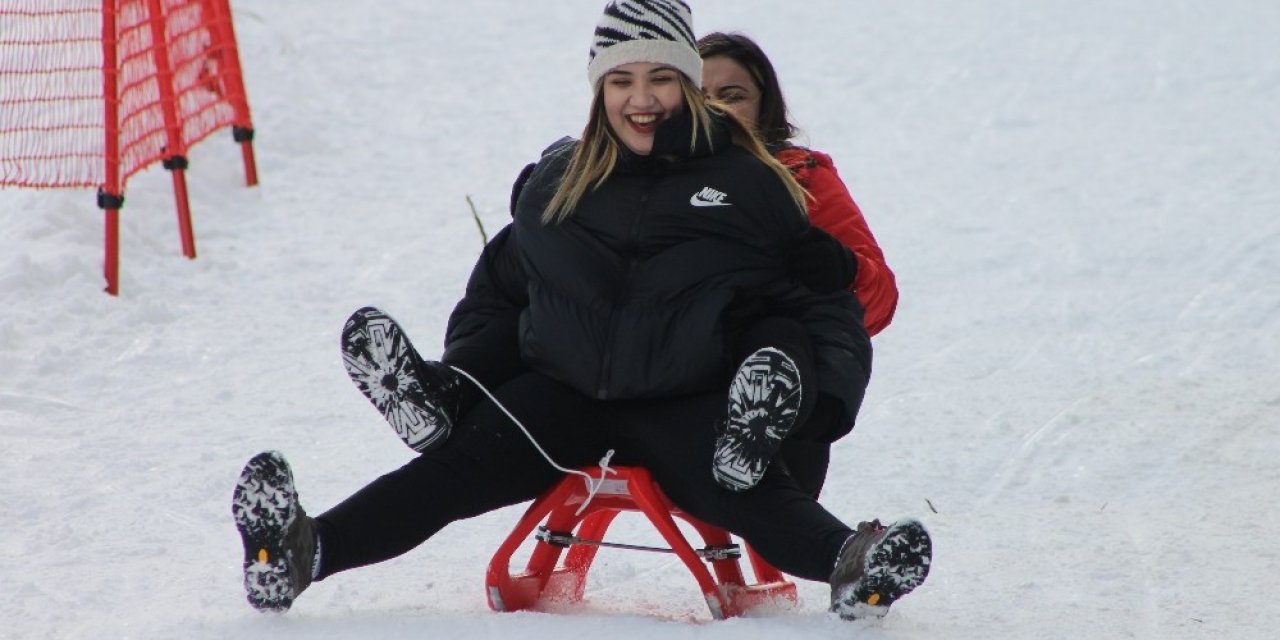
696;32;798;151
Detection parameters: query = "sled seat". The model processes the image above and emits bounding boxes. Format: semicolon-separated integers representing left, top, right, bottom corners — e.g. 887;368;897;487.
485;465;797;619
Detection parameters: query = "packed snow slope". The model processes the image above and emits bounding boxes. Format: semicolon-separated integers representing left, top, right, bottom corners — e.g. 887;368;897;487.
1;1;1277;638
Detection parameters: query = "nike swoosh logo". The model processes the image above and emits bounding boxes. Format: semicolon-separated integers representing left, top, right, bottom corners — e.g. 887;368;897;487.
690;195;731;207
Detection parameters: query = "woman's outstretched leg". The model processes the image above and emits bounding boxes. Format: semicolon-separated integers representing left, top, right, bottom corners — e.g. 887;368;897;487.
622;392;931;619
232;372;613;611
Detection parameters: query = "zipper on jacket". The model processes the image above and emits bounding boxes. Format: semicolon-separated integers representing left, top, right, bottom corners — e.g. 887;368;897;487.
596;177;654;399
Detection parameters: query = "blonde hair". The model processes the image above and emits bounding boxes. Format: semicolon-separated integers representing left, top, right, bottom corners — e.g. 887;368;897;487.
543;74;808;223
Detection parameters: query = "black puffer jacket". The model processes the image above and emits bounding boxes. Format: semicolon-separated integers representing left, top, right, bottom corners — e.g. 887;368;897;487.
444;113;870;416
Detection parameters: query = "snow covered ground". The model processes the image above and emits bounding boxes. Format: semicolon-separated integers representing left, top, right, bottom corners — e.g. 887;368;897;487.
2;0;1278;638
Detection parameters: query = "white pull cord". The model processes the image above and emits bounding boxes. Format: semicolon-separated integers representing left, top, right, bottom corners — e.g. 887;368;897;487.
449;366;617;515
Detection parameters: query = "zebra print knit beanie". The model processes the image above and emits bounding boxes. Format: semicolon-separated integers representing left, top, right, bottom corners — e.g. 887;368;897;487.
587;0;702;88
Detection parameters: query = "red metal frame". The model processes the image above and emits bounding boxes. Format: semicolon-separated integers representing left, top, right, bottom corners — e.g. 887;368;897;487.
485;466;797;620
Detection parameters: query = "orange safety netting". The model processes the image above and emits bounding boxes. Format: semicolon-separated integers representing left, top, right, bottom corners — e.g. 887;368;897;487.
0;0;253;192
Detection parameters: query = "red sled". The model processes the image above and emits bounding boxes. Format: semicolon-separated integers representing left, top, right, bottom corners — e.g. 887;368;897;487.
485;465;798;619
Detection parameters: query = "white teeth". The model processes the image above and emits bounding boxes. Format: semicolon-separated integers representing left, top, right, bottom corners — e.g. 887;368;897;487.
629;114;658;125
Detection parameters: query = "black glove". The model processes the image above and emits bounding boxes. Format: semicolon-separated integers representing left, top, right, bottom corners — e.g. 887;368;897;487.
788;226;857;293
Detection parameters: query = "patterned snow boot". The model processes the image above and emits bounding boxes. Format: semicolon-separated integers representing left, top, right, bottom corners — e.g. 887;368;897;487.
341;306;463;453
232;451;318;612
829;518;932;620
712;347;803;491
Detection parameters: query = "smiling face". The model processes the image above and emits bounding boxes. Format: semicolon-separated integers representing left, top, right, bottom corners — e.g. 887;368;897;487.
602;62;686;155
701;54;762;130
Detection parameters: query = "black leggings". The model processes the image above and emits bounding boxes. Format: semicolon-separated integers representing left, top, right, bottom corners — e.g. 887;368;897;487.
315;371;855;583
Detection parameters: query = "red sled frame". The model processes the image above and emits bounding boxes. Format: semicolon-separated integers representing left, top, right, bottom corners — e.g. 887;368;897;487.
485;465;798;620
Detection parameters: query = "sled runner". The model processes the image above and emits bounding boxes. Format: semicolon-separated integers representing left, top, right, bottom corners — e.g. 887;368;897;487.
486;465;797;619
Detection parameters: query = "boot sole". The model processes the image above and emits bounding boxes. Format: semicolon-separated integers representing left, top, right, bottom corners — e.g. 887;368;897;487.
341;306;450;452
713;347;802;491
833;518;933;620
232;451;300;611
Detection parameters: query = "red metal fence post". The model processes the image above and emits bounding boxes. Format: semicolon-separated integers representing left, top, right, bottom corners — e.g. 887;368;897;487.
102;0;123;295
203;0;257;186
145;0;196;259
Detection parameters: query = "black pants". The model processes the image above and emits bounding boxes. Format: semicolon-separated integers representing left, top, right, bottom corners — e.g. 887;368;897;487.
315;371;855;583
443;314;855;499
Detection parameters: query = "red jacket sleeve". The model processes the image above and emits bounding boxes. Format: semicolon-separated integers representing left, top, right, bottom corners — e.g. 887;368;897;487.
778;148;898;336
